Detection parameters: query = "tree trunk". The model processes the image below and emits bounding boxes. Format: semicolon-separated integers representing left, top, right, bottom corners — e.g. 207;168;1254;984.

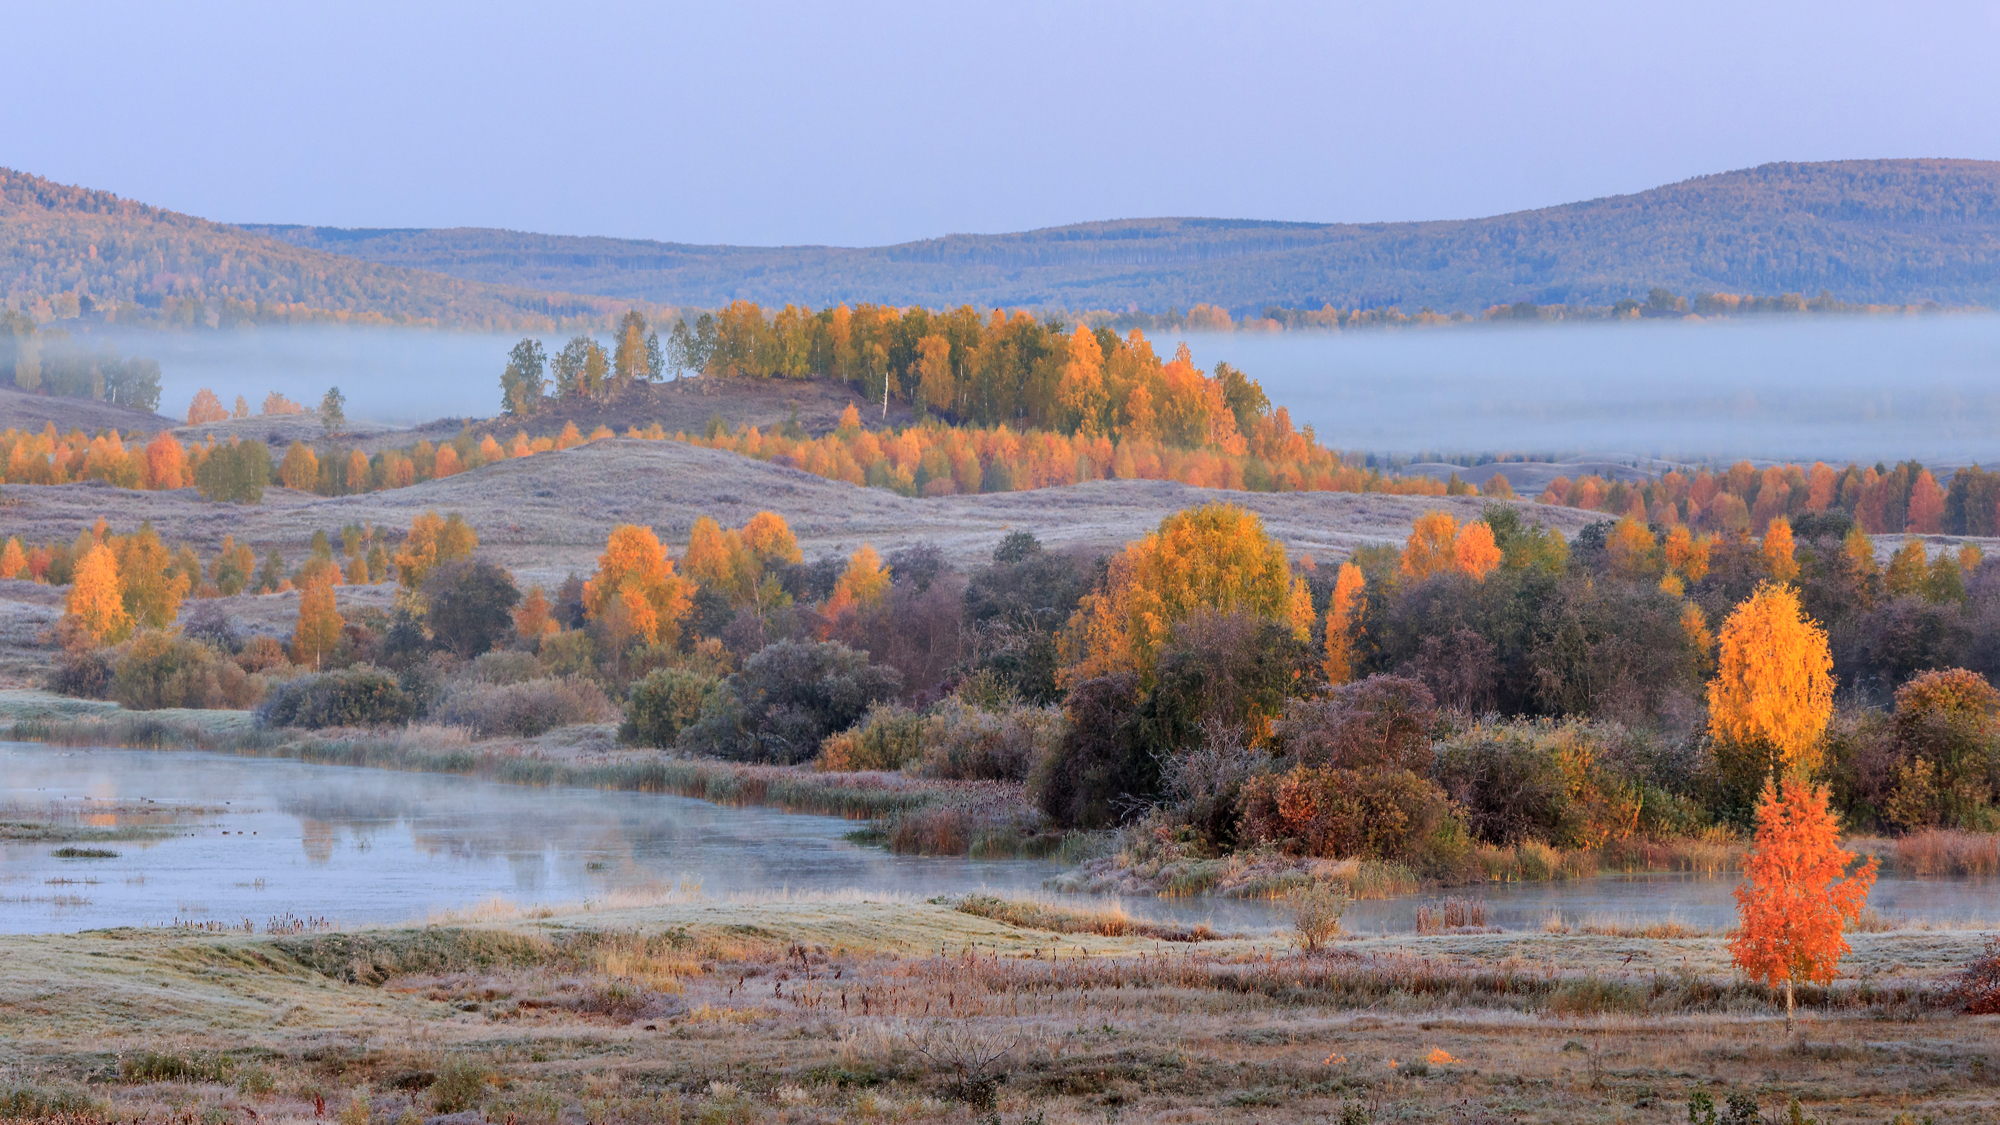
1784;977;1794;1034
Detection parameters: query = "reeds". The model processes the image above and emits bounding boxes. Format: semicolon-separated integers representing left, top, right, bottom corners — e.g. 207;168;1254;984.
1414;897;1489;934
1889;829;2000;877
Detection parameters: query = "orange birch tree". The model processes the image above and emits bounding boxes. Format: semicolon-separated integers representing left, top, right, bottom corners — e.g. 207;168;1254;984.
1730;778;1878;1032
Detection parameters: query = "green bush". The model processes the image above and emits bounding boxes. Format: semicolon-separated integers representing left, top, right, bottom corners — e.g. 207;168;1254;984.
622;667;727;748
257;666;416;729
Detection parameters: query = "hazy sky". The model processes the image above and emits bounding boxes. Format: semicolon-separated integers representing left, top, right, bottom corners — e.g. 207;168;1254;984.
7;1;1998;246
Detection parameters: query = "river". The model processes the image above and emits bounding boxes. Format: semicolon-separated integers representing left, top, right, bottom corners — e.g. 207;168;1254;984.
3;743;1994;937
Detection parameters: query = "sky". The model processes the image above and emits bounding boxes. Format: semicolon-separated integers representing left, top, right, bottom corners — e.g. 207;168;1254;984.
5;1;1999;247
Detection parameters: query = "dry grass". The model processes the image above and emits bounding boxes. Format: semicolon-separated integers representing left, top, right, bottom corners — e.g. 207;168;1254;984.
0;898;1995;1125
952;893;1221;942
1862;830;2000;877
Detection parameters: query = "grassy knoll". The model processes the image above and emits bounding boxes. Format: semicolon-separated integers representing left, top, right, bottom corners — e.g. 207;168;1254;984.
0;897;1994;1124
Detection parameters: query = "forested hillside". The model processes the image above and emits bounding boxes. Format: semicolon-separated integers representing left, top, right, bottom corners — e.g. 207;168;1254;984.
245;160;2000;313
0;169;665;331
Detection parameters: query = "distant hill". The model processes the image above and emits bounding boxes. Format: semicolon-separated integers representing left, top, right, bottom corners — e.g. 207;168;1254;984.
0;169;662;330
243;160;2000;314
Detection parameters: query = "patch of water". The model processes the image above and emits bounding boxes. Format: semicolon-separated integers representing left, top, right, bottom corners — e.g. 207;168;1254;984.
3;744;1995;938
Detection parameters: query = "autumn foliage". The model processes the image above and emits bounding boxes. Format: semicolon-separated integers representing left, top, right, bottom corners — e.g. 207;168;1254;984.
65;543;133;644
1321;562;1365;686
1730;777;1878;1027
583;524;693;647
1708;582;1835;782
392;511;478;590
1061;502;1311;687
1400;510;1502;581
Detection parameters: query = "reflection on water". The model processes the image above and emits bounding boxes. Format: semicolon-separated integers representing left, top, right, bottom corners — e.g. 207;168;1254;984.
3;743;1996;937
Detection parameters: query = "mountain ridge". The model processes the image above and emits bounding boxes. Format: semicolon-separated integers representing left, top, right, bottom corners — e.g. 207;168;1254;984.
240;159;2000;313
0;168;670;330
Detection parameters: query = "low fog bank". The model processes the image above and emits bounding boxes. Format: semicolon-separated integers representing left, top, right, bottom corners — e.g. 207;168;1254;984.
1169;314;2000;466
95;325;553;426
88;315;2000;466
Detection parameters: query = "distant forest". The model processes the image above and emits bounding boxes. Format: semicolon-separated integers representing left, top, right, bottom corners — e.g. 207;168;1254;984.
0;169;670;332
245;160;2000;314
7;160;2000;333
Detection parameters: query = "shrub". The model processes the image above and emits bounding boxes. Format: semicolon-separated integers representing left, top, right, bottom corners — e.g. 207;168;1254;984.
1127;610;1313;763
679;640;900;764
429;1057;490;1114
179;599;241;651
622;667;727;748
1271;674;1439;771
1882;667;2000;830
1032;673;1151;829
1238;764;1453;862
537;629;597;679
432;677;616;738
818;702;926;772
421;560;521;658
467;649;544;685
0;1082;97;1119
236;634;289;673
113;630;264;710
912;697;1066;781
1432;719;1699;848
48;647;115;699
1290;883;1351;951
1952;936;2000;1014
257;666;416;729
1157;720;1267;849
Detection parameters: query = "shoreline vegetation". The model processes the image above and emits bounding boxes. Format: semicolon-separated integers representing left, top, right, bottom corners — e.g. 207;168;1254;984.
9;690;1998;894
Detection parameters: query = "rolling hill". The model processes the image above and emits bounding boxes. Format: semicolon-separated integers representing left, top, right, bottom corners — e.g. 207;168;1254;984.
0;168;666;330
241;159;2000;313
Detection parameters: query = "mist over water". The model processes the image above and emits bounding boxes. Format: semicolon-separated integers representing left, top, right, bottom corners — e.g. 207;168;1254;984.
101;325;554;427
99;315;2000;465
1171;315;2000;465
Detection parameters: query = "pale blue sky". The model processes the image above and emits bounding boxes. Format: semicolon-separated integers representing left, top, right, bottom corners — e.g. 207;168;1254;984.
7;0;1998;246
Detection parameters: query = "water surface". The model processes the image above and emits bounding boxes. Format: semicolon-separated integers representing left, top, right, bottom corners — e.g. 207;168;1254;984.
4;743;1994;938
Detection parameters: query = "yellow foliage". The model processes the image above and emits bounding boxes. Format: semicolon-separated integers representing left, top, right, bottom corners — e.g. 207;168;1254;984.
393;511;478;590
1761;516;1799;583
1322;562;1365;685
1708;582;1833;780
583;524;693;648
1400;510;1458;581
66;543;132;644
1452;520;1502;580
279;442;319;490
1606;517;1657;581
740;510;802;566
1062;502;1310;687
825;544;891;619
1663;525;1710;582
293;573;343;667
